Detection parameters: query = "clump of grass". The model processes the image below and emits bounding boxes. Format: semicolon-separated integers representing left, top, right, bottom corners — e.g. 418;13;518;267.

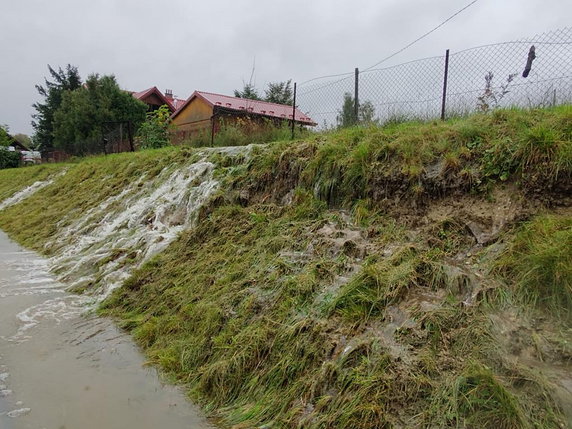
430;364;526;429
331;246;421;320
427;218;475;254
495;214;572;319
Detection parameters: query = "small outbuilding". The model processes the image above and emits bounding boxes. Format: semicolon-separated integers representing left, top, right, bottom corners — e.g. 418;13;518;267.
3;138;41;165
170;91;315;142
7;138;29;152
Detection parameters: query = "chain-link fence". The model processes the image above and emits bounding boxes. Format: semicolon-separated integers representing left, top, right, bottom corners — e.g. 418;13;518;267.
296;27;572;130
101;121;134;154
41;121;135;161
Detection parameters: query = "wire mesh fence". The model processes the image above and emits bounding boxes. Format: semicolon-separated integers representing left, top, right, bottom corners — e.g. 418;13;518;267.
101;121;134;154
296;26;572;130
44;121;135;160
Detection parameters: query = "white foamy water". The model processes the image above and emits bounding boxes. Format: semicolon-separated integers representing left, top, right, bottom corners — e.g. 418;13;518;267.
0;252;81;343
48;158;219;300
6;408;31;418
0;148;255;344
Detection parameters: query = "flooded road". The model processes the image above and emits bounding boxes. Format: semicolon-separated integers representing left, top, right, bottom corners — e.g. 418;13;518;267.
0;231;214;429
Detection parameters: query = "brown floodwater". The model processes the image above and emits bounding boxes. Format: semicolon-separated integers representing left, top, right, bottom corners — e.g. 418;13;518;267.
0;231;214;429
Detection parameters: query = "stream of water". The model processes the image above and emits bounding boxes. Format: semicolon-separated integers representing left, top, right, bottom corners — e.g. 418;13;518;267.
0;231;214;429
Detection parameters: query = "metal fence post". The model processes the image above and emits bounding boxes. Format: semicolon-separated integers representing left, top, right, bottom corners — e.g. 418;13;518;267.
440;49;450;121
354;68;359;125
291;82;297;139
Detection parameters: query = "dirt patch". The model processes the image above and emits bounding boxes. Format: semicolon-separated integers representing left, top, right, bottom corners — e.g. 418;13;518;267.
490;310;572;425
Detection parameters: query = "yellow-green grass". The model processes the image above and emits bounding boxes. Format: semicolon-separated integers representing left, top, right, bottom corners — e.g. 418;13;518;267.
0;146;193;251
100;198;568;428
0;163;65;202
0;106;570;427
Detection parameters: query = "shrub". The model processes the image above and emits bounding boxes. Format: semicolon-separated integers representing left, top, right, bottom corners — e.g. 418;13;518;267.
0;148;20;169
183;117;307;148
136;105;172;150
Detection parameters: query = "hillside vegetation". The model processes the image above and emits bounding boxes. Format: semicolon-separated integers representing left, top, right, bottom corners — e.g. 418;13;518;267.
0;106;571;428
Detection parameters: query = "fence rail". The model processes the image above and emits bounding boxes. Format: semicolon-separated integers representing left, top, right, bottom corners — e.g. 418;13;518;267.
295;27;572;131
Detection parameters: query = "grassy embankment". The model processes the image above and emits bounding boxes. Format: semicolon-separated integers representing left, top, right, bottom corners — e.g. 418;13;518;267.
0;106;571;427
0;163;64;202
0;146;199;250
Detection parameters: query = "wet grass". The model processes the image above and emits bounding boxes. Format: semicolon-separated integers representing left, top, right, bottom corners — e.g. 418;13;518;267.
0;146;193;251
0;106;570;427
495;214;572;320
429;364;526;428
0;163;65;202
100;193;567;427
238;105;572;206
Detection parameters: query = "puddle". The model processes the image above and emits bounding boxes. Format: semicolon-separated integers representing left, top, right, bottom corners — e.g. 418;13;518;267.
0;231;214;429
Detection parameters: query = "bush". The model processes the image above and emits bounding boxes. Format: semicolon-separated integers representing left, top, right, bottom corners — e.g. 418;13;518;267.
136;105;172;150
0;149;20;169
183;117;307;148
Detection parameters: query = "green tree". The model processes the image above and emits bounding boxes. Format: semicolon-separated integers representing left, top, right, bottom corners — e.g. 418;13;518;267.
359;100;376;124
264;80;293;105
136;105;172;149
235;80;295;105
336;93;377;128
0;124;11;147
0;125;19;169
32;65;82;151
234;83;261;100
53;74;147;156
337;93;357;128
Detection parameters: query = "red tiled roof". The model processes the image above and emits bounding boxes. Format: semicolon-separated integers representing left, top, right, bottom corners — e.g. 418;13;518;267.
171;97;187;110
132;87;175;112
172;91;316;125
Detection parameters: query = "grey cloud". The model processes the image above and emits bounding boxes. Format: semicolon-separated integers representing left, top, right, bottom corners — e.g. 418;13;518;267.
1;0;569;135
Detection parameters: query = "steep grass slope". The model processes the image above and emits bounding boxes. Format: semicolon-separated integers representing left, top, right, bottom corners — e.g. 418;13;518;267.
0;163;65;206
1;106;571;428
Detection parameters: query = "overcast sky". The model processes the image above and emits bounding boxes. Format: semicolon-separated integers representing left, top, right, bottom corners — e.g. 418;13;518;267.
1;0;570;135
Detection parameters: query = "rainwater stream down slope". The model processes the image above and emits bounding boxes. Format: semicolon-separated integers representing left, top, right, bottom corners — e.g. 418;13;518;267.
0;153;241;428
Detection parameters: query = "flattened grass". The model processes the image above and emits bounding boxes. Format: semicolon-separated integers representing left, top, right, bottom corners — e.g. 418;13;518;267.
0;163;65;202
496;214;572;319
0;146;189;250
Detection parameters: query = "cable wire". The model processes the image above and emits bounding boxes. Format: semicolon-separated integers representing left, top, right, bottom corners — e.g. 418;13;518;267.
362;0;479;71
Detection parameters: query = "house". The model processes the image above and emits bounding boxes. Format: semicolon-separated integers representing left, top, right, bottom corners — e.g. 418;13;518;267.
3;137;42;165
131;87;186;113
164;89;187;111
170;91;316;142
7;138;29;152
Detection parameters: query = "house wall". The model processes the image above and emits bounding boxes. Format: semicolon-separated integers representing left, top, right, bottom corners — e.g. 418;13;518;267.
213;113;284;134
172;97;213;131
170;97;214;143
170;97;300;145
